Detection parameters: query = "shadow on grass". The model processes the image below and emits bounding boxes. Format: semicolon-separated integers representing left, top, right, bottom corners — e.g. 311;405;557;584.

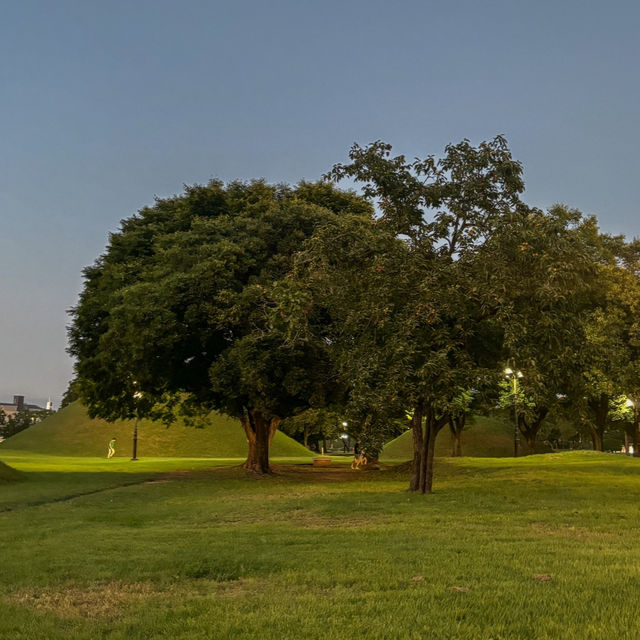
0;470;163;513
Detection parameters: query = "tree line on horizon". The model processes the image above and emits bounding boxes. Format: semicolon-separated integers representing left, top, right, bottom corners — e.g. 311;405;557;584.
62;136;640;493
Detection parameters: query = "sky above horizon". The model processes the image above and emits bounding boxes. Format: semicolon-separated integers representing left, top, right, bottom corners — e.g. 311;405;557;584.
1;0;639;408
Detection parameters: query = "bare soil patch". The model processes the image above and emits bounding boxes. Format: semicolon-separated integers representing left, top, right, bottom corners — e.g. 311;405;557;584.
5;578;266;620
5;581;161;620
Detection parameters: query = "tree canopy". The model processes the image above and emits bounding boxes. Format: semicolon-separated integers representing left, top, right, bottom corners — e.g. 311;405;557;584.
68;180;371;473
67;135;640;490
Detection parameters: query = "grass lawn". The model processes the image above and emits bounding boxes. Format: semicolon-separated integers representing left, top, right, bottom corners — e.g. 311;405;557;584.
1;451;639;639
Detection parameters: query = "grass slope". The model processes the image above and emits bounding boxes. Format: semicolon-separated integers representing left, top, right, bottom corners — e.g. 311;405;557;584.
0;451;639;639
0;460;21;483
382;413;551;460
0;402;312;459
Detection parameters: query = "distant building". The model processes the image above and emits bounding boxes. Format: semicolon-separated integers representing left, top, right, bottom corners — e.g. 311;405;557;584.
0;395;49;419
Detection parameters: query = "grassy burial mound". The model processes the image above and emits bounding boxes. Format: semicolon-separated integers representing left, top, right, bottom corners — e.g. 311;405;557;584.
0;402;312;459
382;414;544;460
0;460;22;483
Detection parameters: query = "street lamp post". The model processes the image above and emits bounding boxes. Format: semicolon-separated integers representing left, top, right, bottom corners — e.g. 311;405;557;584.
505;368;523;457
131;414;139;461
626;398;638;457
131;385;143;461
341;421;349;452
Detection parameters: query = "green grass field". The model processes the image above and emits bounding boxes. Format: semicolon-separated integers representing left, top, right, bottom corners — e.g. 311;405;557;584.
1;450;639;639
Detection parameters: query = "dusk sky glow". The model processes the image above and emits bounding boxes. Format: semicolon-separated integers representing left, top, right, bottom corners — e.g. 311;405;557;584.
1;0;639;407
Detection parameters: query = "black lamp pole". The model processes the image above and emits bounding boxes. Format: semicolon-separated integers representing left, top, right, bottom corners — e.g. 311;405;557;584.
512;375;518;458
131;414;138;461
131;384;141;461
505;368;522;458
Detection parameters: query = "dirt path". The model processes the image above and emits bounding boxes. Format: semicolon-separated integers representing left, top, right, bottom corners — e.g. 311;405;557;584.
154;462;392;484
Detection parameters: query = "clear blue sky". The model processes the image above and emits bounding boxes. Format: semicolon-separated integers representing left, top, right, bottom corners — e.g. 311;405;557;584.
1;0;639;407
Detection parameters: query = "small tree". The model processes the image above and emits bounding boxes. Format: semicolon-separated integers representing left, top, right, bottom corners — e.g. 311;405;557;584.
281;408;343;450
447;389;477;457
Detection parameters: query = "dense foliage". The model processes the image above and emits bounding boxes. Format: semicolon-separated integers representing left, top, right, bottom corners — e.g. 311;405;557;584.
68;181;371;473
68;137;640;488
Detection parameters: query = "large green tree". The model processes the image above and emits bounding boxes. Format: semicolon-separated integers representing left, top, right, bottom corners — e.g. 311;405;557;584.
68;180;370;473
480;205;599;454
572;236;640;450
287;136;525;492
277;209;414;460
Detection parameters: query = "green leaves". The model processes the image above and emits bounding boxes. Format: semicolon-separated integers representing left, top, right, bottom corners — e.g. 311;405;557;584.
68;181;361;428
68;136;640;469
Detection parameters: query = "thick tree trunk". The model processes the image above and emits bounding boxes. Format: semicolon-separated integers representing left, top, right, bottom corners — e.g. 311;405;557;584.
424;412;448;494
411;402;448;494
518;407;548;455
409;404;424;492
449;415;465;457
424;419;435;493
524;434;537;455
633;421;639;458
418;417;430;494
590;428;604;452
451;429;462;457
588;394;609;452
242;410;280;474
303;426;309;450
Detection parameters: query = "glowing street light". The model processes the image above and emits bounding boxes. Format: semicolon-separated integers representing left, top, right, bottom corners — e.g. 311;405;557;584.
626;398;638;457
505;367;523;457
